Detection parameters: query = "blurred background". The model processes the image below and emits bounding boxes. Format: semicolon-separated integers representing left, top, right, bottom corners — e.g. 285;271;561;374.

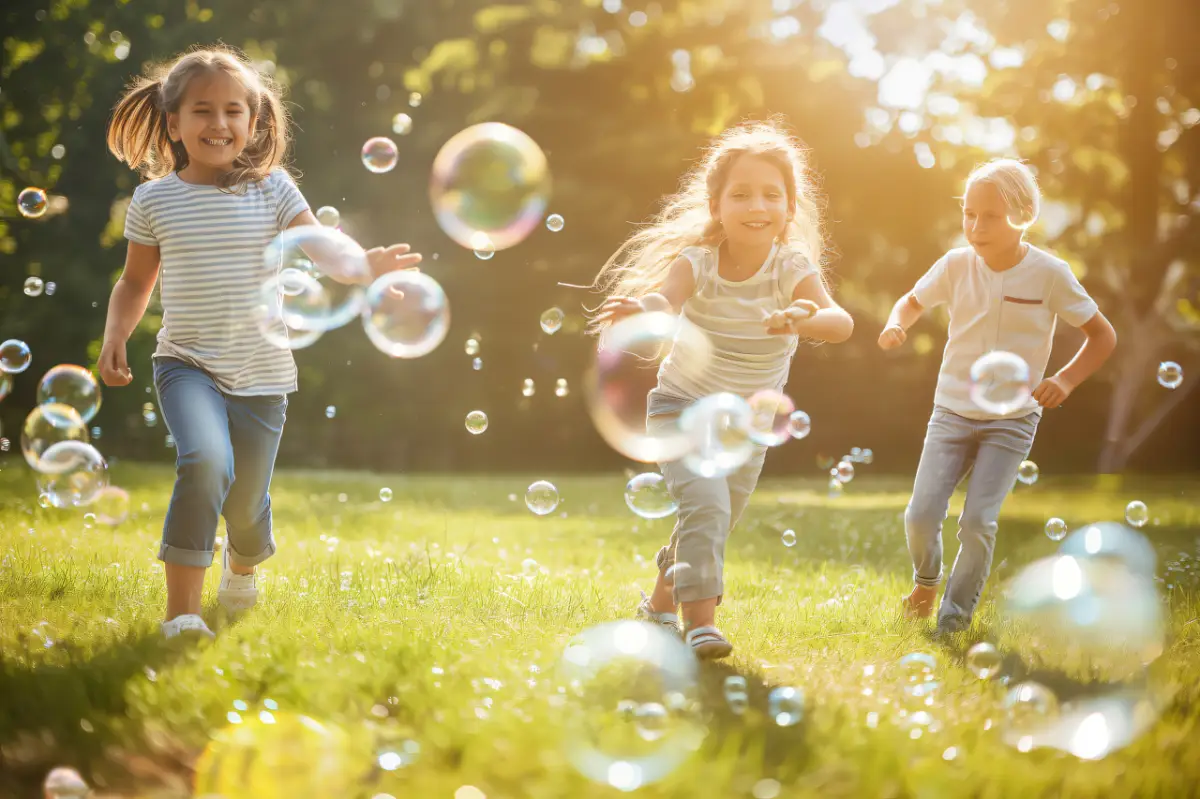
2;0;1198;477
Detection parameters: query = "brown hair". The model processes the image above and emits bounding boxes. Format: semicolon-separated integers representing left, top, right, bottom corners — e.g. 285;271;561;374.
106;44;292;191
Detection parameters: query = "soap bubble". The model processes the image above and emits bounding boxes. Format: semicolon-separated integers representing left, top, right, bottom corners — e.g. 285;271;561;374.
18;187;48;218
472;357;483;371
472;233;496;260
93;486;131;525
254;269;327;350
787;410;811;440
465;410;489;434
525;480;560;516
1057;522;1156;577
409;92;422;107
767;686;804;727
35;441;109;508
781;529;797;547
624;473;677;519
584;312;711;463
560;621;703;791
37;364;103;423
678;393;754;479
546;213;565;232
827;477;844;498
1156;361;1182;389
1017;460;1039;485
429;122;551;252
1004;681;1058;737
325;406;336;419
1124;500;1148;529
893;652;939;700
1044;517;1068;541
555;378;569;397
43;766;89;798
379;487;393;502
834;460;855;483
45;281;56;295
263;226;368;332
965;642;1003;679
391;113;413;136
315;206;341;227
1;339;33;374
362;271;450;358
362;137;399;173
969;351;1031;415
465;338;481;356
522;378;535;397
540;307;564;334
24;276;44;297
747;390;795;447
21;404;88;470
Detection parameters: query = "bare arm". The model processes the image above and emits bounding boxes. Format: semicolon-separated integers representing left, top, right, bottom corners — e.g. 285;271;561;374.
595;255;696;323
877;292;925;349
98;241;161;386
766;273;854;343
286;209;421;285
1032;311;1118;407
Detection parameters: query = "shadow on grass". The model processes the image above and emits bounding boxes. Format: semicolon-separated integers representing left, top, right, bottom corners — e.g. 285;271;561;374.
0;601;247;797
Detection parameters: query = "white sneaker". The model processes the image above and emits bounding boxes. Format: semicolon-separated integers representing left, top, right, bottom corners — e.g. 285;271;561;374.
218;544;258;611
161;613;215;640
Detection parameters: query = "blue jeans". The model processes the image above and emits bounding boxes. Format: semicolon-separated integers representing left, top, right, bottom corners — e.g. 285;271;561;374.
153;357;287;568
905;406;1039;630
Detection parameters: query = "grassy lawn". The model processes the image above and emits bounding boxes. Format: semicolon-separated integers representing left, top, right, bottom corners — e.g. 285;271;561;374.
2;461;1199;798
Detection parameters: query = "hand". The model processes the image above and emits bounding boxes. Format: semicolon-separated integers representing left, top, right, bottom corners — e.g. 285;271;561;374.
98;340;132;387
877;325;907;350
364;243;423;285
765;300;820;335
594;296;645;324
1032;375;1074;408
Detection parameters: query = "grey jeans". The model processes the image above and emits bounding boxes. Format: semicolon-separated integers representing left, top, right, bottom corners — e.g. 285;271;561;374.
647;389;769;605
905;405;1039;629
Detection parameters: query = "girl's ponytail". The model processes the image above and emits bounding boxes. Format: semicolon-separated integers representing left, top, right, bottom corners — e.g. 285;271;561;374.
106;73;174;176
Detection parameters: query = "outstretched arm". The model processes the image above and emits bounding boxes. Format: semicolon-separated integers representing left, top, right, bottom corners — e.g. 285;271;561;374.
1032;311;1117;408
765;273;855;343
594;255;696;323
877;292;925;349
286;210;422;285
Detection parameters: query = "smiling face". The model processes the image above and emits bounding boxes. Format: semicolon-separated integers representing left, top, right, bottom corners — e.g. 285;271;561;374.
711;153;791;248
167;68;256;177
962;179;1024;263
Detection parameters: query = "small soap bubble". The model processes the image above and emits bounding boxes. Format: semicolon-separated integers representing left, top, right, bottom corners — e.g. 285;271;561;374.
0;438;8;452
1156;361;1182;389
767;686;804;727
472;233;496;260
465;338;481;356
966;642;1003;679
409;92;422;107
472;357;483;371
45;281;56;295
379;488;393;502
540;307;564;334
748;390;795;447
24;276;44;297
624;473;677;519
391;113;413;136
546;213;565;232
325;406;337;419
555;378;569;398
1044;517;1067;541
787;410;811;440
315;206;341;227
835;460;855;483
522;378;535;398
43;766;89;798
0;339;33;374
781;529;797;547
827;478;844;498
969;351;1031;415
525;480;559;515
18;187;48;218
723;676;749;714
1017;460;1039;485
1124;500;1148;528
465;410;489;434
362;137;399;173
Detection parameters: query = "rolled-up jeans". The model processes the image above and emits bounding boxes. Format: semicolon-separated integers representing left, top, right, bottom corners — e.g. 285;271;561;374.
905;405;1040;630
647;389;769;606
153;357;287;568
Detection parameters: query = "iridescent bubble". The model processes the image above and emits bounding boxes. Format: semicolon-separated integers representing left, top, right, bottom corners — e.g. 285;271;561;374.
24;276;44;297
37;492;52;509
1124;500;1148;528
263;226;368;332
18;187;48;218
45;281;56;296
43;766;89;798
1017;460;1039;485
472;357;483;371
362;271;450;359
36;441;109;508
522;378;536;398
315;206;341;227
1058;521;1156;577
540;307;564;334
1156;361;1182;390
584;312;711;463
835;460;855;483
893;652;939;700
379;487;393;502
83;512;96;529
969;351;1031;415
325;405;337;419
429;123;551;252
254;269;327;350
546;213;565;232
1;339;33;374
0;438;9;452
747;390;795;447
624;473;677;519
723;676;749;715
1004;682;1058;737
965;642;1003;679
555;378;569;398
781;529;797;547
465;410;488;434
767;686;804;727
559;621;703;791
787;410;811;440
465;338;480;356
678;393;753;479
21;403;88;470
526;480;560;516
391;113;413;136
37;364;102;423
1044;517;1068;541
408;92;422;107
93;486;130;525
471;232;496;260
361;137;399;173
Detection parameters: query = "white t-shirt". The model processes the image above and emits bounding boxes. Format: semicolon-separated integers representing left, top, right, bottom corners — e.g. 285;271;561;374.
913;244;1098;420
124;169;310;396
657;242;817;400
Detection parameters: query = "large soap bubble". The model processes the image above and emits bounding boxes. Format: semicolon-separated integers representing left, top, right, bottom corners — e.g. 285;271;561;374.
254;269;328;350
429;123;551;252
263;226;367;332
678;393;754;478
35;441;109;507
583;313;711;464
560;621;704;792
37;364;102;423
362;270;450;358
21;403;88;470
747;389;795;447
1057;521;1157;577
969;351;1031;415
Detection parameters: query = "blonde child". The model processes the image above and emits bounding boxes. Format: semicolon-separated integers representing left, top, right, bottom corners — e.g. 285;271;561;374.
879;159;1116;634
99;46;420;640
590;120;854;658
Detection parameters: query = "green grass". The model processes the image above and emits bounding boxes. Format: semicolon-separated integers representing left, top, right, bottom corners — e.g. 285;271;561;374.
2;461;1200;798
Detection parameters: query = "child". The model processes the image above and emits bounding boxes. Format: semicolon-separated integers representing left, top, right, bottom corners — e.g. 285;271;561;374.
590;120;854;658
878;158;1117;634
99;46;421;640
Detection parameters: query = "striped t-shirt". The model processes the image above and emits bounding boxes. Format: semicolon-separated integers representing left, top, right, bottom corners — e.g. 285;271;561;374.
124;168;310;396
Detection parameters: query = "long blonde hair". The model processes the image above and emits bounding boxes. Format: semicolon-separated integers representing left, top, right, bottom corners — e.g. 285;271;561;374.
106;45;292;191
585;118;826;333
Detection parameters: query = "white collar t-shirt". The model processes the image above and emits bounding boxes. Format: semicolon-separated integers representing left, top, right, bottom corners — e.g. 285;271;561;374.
912;244;1099;420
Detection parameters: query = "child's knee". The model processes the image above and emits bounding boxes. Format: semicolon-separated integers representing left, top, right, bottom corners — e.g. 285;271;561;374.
904;501;944;537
